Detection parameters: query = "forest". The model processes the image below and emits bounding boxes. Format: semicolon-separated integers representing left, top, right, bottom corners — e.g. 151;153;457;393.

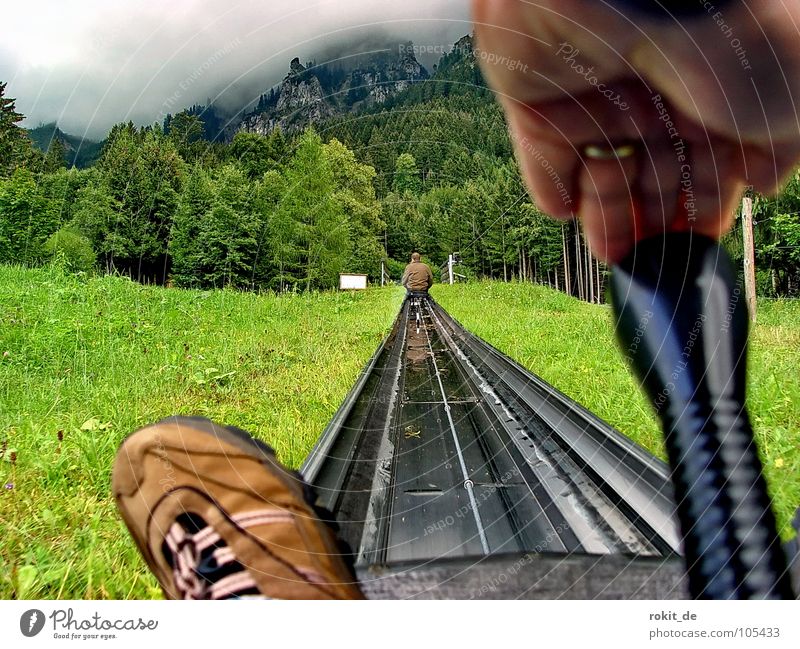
1;34;799;298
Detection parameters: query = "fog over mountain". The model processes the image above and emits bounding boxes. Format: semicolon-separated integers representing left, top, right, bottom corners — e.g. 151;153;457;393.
1;0;470;139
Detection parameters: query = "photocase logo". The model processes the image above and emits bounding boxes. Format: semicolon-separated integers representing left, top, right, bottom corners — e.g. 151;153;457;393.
20;609;46;637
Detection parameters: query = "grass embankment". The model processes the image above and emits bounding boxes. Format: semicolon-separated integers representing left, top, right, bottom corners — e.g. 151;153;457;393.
0;265;403;598
433;282;800;541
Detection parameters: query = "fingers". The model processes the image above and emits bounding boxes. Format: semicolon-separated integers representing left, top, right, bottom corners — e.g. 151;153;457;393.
579;135;744;264
576;104;685;263
634;135;680;237
503;83;659;261
682;136;745;240
502;81;653;221
505;87;756;264
472;0;779;263
472;0;638;105
471;0;561;105
577;147;639;264
505;103;578;218
629;1;800;145
743;141;800;197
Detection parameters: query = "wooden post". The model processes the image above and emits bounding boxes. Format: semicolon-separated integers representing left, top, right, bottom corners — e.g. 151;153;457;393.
741;196;757;322
448;254;454;285
575;227;584;301
562;224;571;296
381;261;385;287
585;233;594;304
594;253;599;303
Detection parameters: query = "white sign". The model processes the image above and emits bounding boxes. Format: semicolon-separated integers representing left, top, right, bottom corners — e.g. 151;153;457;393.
340;274;368;290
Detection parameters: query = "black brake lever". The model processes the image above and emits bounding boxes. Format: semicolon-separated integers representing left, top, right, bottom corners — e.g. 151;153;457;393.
610;231;794;599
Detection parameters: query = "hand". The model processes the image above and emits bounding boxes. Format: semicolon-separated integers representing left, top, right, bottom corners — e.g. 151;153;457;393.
472;0;800;262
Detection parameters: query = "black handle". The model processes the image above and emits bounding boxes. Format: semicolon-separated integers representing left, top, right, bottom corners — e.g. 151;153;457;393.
610;232;793;599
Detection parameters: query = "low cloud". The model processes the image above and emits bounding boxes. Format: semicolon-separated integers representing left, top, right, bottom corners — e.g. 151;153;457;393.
1;0;470;140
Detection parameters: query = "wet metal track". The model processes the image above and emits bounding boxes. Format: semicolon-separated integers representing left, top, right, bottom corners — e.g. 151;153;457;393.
301;296;688;598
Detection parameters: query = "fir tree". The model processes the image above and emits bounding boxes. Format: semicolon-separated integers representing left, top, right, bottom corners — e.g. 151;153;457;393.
0;82;26;177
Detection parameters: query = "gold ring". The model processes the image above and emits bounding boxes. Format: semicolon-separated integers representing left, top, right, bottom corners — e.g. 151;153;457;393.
583;143;636;160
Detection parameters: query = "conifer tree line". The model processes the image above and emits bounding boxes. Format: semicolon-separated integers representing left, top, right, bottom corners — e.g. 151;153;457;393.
0;89;383;291
1;79;798;296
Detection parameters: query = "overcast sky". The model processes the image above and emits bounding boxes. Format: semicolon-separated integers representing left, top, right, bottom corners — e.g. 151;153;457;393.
1;0;471;139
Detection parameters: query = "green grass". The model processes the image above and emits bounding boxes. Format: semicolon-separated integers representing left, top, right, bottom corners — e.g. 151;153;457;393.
0;265;403;598
433;281;800;541
3;269;796;600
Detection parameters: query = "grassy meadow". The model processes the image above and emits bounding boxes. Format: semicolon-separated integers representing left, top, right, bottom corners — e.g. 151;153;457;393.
1;268;797;599
433;282;800;542
0;265;403;598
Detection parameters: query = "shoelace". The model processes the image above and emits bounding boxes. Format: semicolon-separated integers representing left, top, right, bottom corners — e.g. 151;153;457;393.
162;511;328;599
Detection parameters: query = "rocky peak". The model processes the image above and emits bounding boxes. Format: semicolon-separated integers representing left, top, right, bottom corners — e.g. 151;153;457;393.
242;58;333;136
276;70;327;113
432;33;483;85
240;40;431;136
289;57;306;76
452;34;474;55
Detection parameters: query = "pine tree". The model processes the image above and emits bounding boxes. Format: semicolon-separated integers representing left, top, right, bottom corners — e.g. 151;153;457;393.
167;112;205;161
197;165;260;288
92;124;183;279
264;169;299;291
279;129;349;290
72;178;122;273
0;168;58;264
392;153;421;194
324;138;385;278
43;137;67;173
229;130;286;180
0;82;26;177
169;166;213;287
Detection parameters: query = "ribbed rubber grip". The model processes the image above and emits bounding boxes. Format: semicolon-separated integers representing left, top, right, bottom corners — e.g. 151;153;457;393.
610;232;793;599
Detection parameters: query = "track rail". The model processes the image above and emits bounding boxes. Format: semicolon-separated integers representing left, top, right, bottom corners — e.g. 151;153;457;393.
301;295;686;598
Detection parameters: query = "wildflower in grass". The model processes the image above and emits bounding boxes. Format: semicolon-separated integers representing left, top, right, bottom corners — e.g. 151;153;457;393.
4;483;13;490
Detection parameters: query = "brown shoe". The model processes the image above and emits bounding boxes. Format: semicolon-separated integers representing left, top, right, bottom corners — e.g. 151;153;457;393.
112;416;363;599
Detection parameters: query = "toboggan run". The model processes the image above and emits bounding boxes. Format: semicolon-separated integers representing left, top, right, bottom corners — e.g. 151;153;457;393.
301;296;689;599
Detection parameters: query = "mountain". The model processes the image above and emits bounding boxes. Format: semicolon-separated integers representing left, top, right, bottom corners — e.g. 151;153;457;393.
431;34;483;87
26;123;103;168
163;102;234;143
239;43;429;136
317;34;507;195
24;34;483;165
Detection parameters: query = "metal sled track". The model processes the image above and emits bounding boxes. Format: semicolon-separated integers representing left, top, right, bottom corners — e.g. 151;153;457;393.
301;296;687;599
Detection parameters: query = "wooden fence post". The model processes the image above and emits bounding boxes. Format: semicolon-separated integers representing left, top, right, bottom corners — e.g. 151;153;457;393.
741;196;757;322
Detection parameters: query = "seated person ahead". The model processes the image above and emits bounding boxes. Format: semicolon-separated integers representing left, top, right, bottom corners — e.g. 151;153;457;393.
401;252;433;295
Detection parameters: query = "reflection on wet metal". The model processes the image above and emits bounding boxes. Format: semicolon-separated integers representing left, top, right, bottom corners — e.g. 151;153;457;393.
405;488;444;497
301;295;681;571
